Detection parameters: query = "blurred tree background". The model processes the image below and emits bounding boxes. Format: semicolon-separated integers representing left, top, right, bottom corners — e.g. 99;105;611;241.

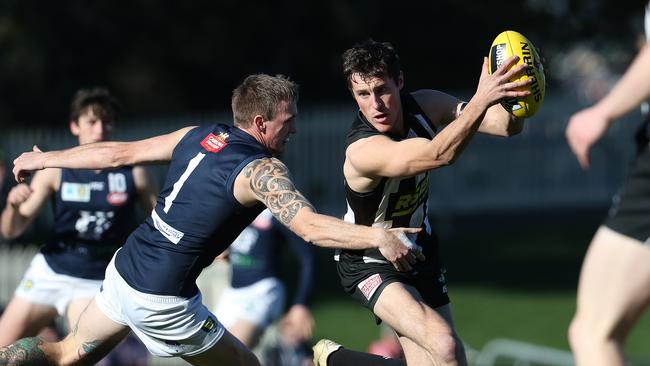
0;0;645;127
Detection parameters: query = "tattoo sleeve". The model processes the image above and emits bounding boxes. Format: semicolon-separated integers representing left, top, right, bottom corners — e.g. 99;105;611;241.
0;337;54;366
244;158;315;225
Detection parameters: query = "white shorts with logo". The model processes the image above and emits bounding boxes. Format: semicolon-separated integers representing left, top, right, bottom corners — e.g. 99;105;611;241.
15;253;102;317
215;277;285;328
95;253;225;357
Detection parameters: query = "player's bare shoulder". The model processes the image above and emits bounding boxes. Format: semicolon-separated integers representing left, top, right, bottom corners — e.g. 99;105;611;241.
345;134;386;157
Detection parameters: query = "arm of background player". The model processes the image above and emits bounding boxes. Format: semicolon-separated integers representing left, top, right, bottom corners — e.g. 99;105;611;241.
593;43;650;121
232;157;422;272
132;166;159;213
346;56;530;179
566;42;650;169
0;168;58;239
277;219;315;307
12;126;196;183
277;219;316;343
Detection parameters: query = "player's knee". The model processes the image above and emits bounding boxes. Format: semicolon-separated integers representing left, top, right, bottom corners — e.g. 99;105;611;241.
568;316;584;350
426;332;459;364
569;313;616;351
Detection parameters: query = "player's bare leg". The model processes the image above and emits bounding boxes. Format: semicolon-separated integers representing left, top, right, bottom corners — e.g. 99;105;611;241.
569;226;650;366
227;319;264;348
0;297;58;346
0;298;129;365
182;328;260;366
374;283;467;366
65;298;94;334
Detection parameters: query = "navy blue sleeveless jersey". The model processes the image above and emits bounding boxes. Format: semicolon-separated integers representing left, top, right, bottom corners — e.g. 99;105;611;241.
115;124;271;297
229;209;314;305
42;167;138;279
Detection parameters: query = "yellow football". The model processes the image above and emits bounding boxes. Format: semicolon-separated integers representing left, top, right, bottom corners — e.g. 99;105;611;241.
488;30;545;118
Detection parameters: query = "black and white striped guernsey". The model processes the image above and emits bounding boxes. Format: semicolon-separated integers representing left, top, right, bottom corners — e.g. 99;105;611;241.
339;92;438;264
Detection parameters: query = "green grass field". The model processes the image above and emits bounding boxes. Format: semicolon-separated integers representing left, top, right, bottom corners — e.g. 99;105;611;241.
311;286;650;364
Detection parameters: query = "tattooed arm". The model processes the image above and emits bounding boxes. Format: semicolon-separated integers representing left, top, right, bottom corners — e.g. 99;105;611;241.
0;338;56;366
233;157;424;270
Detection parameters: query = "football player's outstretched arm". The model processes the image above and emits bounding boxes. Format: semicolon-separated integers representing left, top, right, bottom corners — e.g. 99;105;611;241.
1;169;58;239
13;127;195;183
346;56;531;179
233;157;424;271
566;42;650;169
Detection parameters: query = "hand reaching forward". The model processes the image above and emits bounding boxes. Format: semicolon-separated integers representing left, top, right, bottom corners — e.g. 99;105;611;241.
378;227;426;272
280;304;314;346
565;105;612;169
6;184;33;208
13;145;44;183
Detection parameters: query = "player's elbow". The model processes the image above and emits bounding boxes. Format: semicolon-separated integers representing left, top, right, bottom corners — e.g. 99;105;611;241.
493;117;524;137
1;215;27;240
1;226;18;240
504;118;524;136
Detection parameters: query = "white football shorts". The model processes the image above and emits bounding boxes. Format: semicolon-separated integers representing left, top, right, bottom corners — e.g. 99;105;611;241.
215;277;285;328
14;253;102;317
95;252;225;357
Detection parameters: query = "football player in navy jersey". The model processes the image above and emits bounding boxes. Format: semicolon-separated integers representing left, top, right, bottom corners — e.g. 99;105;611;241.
2;73;423;366
312;40;531;366
0;88;158;353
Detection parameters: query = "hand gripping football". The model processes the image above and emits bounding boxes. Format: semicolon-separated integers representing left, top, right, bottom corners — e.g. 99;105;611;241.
488;30;546;118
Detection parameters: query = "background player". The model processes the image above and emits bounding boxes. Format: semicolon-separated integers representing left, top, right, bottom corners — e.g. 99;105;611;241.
314;40;532;366
565;2;650;365
1;73;422;366
0;87;158;352
214;208;314;365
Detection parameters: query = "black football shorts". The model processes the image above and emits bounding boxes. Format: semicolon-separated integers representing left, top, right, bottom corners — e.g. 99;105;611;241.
336;250;450;324
604;146;650;244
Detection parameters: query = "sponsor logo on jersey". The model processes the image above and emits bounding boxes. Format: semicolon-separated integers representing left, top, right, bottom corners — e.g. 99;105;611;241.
151;209;184;244
358;273;383;300
201;133;228;153
21;279;34;290
201;316;218;333
388;176;429;218
61;182;91;202
107;192;128;206
438;267;448;293
89;182;105;191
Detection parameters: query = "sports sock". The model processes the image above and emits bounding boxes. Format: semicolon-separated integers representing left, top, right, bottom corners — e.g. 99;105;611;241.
328;348;406;366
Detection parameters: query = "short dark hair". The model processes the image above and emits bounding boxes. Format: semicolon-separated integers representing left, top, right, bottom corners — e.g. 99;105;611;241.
69;87;121;124
342;40;401;90
231;74;299;127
